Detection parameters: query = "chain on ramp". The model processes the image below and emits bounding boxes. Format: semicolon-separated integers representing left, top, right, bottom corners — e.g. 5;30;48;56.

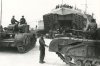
56;52;66;63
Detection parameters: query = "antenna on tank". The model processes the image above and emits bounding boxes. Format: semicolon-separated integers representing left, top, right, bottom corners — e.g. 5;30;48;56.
0;0;2;26
85;0;87;14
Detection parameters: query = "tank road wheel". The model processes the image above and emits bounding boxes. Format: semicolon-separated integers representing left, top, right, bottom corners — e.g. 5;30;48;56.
17;34;30;53
17;45;26;53
94;61;100;66
75;60;83;66
28;34;36;49
65;56;72;63
84;61;92;66
22;35;31;52
16;33;36;53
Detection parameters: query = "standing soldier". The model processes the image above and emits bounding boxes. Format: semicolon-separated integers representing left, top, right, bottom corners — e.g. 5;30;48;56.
20;16;26;24
39;34;48;63
86;19;97;39
11;16;19;24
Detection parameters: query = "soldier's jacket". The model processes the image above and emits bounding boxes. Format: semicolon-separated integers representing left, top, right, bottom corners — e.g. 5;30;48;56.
11;18;18;24
87;22;97;32
39;37;46;50
20;18;26;24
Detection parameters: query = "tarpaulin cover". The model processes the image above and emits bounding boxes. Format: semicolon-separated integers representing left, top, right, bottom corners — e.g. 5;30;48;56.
50;7;87;18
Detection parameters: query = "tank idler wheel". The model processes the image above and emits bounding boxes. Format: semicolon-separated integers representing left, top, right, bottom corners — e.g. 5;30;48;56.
65;56;72;63
75;60;83;66
29;35;36;49
17;46;26;53
84;61;92;66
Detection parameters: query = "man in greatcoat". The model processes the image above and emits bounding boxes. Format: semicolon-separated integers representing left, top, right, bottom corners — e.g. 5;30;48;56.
39;34;48;63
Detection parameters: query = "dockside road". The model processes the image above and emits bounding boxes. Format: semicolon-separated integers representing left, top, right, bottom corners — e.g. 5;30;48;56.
0;38;68;66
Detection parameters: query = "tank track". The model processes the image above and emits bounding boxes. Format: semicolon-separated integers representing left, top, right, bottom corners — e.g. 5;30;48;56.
16;33;36;53
56;52;100;66
56;52;75;65
64;55;100;66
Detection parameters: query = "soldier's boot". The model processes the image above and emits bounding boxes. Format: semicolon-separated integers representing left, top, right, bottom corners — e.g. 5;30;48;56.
39;61;45;63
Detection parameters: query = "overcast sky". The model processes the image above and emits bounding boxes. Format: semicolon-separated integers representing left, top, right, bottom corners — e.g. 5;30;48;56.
0;0;100;28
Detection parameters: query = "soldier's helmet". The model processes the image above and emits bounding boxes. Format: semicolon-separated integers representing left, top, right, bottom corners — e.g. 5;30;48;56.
22;15;24;18
12;16;15;18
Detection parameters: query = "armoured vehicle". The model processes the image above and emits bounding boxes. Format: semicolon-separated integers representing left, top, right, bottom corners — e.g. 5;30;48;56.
0;22;37;53
48;4;100;66
49;34;100;66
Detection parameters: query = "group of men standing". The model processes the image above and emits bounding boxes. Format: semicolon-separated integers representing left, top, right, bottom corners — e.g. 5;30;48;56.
11;15;26;24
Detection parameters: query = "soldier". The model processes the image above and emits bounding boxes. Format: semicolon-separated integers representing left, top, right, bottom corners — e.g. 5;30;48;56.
11;16;19;24
86;19;97;39
20;16;26;24
87;19;97;31
39;34;48;63
49;30;53;38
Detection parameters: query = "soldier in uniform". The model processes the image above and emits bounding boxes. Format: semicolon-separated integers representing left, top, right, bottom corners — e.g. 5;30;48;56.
11;16;19;24
20;16;26;24
39;34;48;63
86;19;97;39
11;16;19;32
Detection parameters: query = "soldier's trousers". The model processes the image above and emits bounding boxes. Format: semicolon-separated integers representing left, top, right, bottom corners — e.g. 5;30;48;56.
39;48;45;62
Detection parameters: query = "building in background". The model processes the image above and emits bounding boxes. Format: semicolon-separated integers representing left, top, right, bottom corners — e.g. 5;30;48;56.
37;20;44;30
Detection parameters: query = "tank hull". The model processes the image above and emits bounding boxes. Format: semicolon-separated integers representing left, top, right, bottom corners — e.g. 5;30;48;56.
0;33;36;53
49;37;100;66
0;39;15;47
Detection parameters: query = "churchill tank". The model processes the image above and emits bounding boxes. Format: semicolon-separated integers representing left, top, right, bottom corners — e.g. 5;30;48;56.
48;4;100;66
49;35;100;66
0;22;37;53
